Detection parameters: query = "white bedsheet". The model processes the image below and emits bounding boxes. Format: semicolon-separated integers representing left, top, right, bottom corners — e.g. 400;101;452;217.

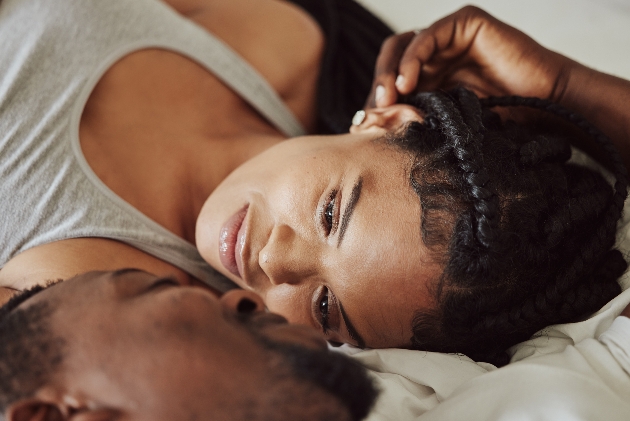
419;316;630;421
341;347;495;420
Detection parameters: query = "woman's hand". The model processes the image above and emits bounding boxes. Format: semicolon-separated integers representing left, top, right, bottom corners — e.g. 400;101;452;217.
366;6;572;108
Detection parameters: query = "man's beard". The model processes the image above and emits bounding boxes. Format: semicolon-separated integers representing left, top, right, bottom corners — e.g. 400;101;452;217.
240;314;379;421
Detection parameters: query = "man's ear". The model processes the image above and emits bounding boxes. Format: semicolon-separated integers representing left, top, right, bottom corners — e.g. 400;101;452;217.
7;400;120;421
7;400;65;421
68;409;121;421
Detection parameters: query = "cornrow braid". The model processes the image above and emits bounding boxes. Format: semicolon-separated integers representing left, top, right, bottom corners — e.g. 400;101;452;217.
475;96;628;358
408;90;501;276
482;95;628;240
391;89;628;366
519;135;572;166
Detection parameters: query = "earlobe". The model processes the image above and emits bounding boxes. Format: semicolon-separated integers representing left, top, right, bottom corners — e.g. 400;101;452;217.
68;409;121;421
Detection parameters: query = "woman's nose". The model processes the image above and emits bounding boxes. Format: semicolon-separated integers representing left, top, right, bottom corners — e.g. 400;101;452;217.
258;224;318;285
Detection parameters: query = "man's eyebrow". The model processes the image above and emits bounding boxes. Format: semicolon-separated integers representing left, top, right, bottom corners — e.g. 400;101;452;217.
339;301;366;348
337;176;363;247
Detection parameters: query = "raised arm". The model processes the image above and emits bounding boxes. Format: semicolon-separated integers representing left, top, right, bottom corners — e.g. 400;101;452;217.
559;64;630;167
366;6;630;169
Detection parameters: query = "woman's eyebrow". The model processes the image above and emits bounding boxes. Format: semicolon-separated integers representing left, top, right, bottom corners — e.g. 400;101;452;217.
339;301;366;348
337;176;363;247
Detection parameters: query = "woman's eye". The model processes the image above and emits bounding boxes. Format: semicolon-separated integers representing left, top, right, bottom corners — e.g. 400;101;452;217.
319;287;331;333
322;190;338;235
324;200;335;232
312;286;341;339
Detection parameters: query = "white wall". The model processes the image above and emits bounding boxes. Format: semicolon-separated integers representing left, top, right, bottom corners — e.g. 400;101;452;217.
357;0;630;79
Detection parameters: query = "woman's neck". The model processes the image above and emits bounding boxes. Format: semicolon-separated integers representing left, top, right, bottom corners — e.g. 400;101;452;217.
80;49;289;244
182;126;286;243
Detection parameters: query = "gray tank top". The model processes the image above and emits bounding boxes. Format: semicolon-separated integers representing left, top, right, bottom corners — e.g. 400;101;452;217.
0;0;306;291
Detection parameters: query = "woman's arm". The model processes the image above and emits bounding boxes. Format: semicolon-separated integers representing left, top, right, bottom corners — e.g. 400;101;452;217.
367;6;630;169
559;65;630;167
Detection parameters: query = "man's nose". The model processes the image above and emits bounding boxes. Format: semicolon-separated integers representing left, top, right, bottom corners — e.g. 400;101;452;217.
220;289;266;314
259;224;318;285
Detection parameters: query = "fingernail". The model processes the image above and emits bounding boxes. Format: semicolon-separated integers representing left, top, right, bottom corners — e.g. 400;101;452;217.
375;85;385;104
352;110;366;126
395;75;405;88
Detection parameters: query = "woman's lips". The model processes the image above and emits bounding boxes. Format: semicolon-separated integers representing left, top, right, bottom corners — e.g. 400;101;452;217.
219;205;249;278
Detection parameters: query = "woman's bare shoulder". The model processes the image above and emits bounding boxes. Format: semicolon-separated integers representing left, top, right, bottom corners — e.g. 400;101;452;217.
160;0;205;15
165;0;324;130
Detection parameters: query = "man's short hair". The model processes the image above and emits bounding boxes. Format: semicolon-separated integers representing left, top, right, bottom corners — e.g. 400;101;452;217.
0;285;65;413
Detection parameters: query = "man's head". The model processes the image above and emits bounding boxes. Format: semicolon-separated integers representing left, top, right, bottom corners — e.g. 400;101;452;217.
0;270;378;421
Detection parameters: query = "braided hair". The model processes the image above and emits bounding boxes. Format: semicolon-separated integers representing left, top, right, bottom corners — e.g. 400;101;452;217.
390;88;628;366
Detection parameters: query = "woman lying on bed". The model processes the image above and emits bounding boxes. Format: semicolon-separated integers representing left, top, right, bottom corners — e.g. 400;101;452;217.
0;2;628;366
195;7;630;365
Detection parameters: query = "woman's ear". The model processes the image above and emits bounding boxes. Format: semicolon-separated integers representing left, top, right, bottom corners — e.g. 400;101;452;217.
350;104;423;134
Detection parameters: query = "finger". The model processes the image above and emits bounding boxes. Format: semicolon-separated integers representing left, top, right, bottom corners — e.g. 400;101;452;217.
394;30;428;95
397;17;462;95
375;79;396;109
398;7;489;95
368;32;416;108
365;82;395;109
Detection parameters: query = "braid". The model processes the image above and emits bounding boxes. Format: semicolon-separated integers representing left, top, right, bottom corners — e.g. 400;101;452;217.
482;95;628;220
393;90;628;366
519;135;571;166
411;89;500;252
483;95;627;333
